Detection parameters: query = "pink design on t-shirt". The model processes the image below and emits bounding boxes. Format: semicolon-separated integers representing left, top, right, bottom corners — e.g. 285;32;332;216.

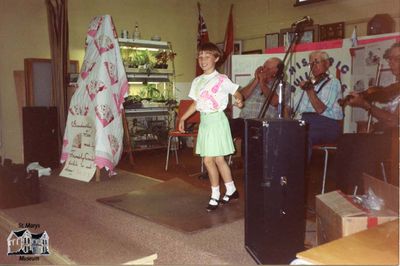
200;90;219;109
211;75;224;93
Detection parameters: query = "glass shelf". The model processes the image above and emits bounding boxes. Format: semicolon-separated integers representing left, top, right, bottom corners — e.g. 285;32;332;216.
118;38;169;50
119;39;176;151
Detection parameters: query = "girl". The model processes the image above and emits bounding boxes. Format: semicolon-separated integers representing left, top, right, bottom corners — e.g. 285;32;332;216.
179;42;243;212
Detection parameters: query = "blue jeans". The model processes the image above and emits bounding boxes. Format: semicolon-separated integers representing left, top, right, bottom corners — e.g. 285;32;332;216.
301;113;342;163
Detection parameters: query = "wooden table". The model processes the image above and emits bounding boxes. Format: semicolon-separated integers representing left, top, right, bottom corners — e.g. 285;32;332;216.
297;220;399;265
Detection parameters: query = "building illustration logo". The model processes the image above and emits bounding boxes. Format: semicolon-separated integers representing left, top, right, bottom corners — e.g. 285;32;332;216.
7;229;49;256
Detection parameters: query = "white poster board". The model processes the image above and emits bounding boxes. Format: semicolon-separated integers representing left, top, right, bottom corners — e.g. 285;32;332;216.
350;38;398;123
60;116;96;182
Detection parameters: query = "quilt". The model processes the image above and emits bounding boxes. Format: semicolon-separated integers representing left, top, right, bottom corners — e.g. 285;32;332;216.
61;15;128;174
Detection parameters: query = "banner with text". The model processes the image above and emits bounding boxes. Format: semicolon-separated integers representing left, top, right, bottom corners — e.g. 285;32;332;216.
60;116;96;182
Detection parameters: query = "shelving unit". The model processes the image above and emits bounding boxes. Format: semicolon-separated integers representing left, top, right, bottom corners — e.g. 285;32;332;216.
119;39;177;151
125;107;174;151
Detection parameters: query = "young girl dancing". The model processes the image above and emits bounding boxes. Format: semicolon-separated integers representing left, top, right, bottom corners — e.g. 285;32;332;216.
179;42;243;211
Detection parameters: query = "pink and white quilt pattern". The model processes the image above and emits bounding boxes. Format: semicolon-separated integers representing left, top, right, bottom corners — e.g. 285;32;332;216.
61;15;129;173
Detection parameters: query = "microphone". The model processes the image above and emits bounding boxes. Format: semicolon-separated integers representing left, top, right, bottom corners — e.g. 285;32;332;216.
291;16;313;27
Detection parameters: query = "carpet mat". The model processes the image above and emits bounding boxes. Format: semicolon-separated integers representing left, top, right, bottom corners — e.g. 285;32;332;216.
97;178;244;233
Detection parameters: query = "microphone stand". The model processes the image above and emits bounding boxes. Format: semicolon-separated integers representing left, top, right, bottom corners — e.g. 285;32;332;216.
257;23;307;119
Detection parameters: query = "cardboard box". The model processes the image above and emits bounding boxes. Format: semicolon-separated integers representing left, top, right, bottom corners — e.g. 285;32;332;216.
297;219;399;265
316;173;399;245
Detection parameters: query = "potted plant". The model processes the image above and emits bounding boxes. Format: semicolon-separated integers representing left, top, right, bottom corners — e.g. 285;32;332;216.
130;50;151;69
155;51;176;69
146;84;160;99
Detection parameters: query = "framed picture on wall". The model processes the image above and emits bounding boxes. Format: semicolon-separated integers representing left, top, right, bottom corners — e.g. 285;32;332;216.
234;40;242;55
265;33;280;50
319;22;345;41
216;41;242;55
280;25;319;47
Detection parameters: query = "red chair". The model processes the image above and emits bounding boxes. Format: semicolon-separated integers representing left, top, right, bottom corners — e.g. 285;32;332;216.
165;100;200;171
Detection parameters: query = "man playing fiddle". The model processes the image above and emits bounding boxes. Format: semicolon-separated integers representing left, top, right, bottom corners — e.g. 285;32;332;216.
335;42;400;193
229;57;291;144
297;50;344;161
344;42;400;130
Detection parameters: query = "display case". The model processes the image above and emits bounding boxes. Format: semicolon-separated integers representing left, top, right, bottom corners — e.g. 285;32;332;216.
124;107;174;150
119;39;177;150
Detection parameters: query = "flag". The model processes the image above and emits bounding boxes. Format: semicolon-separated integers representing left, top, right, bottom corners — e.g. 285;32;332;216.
196;2;209;76
221;4;234;65
351;26;358;47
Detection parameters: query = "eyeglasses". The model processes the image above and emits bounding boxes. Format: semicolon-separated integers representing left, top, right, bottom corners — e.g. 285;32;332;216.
309;60;325;67
386;55;400;63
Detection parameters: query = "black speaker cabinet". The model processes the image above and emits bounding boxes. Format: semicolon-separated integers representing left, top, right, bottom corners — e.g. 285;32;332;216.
244;118;306;264
335;132;391;194
23;107;60;169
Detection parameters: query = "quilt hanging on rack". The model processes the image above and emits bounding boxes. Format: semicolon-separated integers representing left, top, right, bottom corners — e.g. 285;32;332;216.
61;15;128;181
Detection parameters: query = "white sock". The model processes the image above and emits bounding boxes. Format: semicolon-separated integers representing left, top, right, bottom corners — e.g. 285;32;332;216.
209;186;220;205
225;181;236;196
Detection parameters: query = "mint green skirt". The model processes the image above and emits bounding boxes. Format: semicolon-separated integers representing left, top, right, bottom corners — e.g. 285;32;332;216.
196;111;235;157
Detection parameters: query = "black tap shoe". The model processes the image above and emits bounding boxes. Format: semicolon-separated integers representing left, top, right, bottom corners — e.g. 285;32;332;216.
206;198;220;212
221;190;239;204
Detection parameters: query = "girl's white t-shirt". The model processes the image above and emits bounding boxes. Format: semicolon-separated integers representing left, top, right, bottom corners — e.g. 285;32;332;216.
188;70;239;112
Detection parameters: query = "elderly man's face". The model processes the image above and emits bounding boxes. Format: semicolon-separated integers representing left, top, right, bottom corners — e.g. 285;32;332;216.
309;54;330;77
387;46;400;78
261;59;279;81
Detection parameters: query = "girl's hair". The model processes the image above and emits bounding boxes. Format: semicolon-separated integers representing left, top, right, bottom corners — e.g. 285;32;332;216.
197;42;222;59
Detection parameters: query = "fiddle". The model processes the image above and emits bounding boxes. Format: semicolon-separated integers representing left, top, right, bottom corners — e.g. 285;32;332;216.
301;73;329;91
338;82;400;107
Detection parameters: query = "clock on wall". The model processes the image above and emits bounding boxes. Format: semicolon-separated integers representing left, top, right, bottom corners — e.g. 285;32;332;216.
367;14;395;35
